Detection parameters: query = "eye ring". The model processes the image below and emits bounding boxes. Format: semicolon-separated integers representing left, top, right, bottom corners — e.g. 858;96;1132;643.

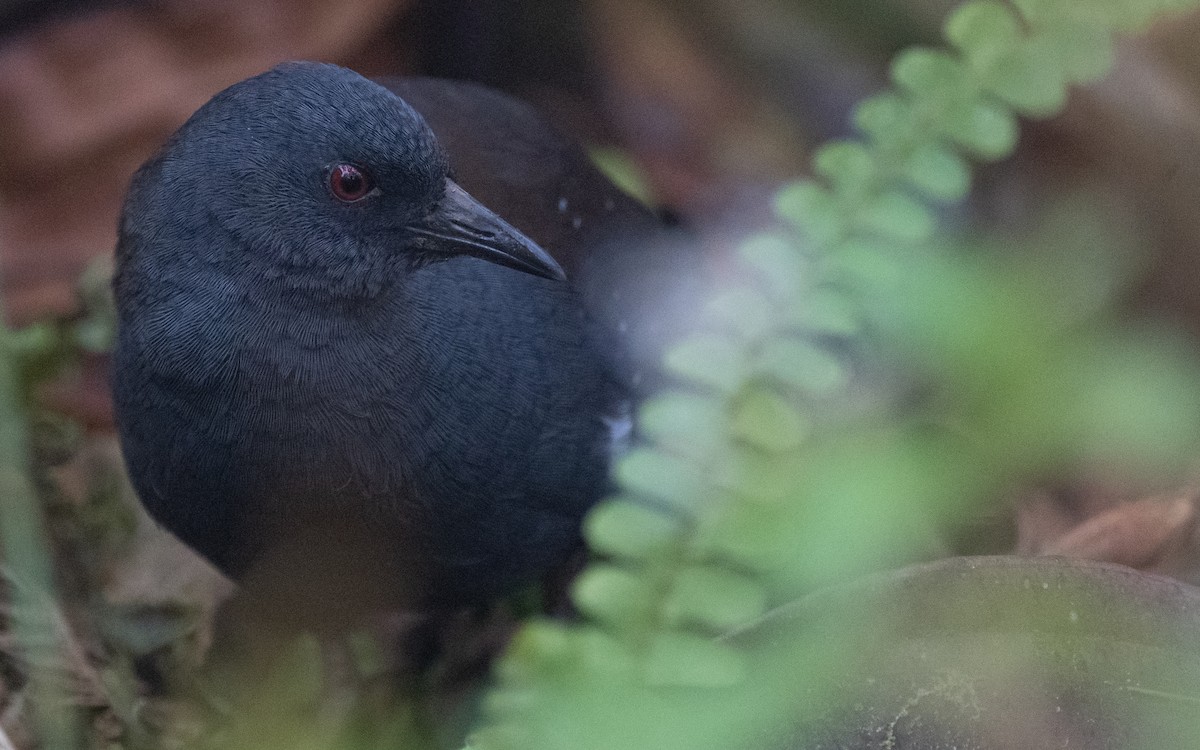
328;163;376;202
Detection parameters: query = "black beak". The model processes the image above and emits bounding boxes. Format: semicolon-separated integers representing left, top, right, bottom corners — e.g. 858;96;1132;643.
408;180;566;281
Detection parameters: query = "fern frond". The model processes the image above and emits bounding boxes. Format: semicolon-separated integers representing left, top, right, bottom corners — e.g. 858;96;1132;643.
474;2;1200;749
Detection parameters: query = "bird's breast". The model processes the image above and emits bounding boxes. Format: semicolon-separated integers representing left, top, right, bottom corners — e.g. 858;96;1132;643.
115;258;619;597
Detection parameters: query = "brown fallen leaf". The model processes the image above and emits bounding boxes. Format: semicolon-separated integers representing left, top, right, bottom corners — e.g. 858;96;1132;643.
1032;492;1197;571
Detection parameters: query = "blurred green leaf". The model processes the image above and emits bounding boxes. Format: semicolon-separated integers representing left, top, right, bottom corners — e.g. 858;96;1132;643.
663;566;768;632
730;388;809;452
615;449;712;510
755;337;849;396
573;564;659;629
644;633;745;687
738;234;805;300
945;1;1023;56
774;181;846;246
856;189;936;242
664;335;748;392
786;287;860;336
1033;19;1115;81
891;47;975;104
979;44;1069;116
942;98;1019;157
585;499;684;560
900;142;972;202
640;393;727;459
814;141;878;200
588;147;655;206
854;93;921;156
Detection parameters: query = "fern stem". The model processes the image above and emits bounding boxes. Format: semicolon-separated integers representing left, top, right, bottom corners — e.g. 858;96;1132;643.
0;305;78;750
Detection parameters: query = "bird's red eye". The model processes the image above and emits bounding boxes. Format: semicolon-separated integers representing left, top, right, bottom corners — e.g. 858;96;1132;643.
329;163;374;202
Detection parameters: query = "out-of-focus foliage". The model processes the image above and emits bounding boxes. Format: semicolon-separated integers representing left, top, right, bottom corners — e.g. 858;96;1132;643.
0;258;116;750
472;1;1200;749
4;1;1200;749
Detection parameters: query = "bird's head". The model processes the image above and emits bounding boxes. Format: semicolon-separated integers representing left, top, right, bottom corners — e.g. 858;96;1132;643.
117;61;564;300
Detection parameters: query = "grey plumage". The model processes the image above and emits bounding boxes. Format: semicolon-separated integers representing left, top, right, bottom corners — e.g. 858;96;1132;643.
113;62;645;606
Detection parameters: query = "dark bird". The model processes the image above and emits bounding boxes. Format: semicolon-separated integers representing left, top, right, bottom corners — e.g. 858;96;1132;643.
112;62;693;617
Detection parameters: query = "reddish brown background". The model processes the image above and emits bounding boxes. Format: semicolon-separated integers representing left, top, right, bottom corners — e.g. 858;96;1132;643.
4;2;1200;330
